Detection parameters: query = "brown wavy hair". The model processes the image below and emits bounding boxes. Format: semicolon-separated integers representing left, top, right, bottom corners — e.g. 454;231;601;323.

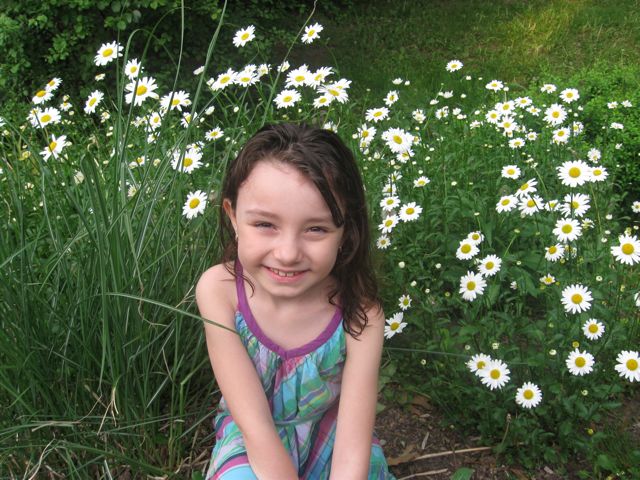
218;123;380;338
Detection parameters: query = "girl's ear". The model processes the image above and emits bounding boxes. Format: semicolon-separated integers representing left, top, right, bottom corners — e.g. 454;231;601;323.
222;198;238;234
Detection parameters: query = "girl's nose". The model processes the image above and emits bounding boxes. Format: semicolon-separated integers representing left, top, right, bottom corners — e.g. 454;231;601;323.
273;235;302;265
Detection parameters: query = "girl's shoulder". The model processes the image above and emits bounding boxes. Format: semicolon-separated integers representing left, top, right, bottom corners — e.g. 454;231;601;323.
195;262;238;327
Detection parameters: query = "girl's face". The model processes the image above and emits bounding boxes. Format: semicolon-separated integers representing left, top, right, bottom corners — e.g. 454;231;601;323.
224;160;344;305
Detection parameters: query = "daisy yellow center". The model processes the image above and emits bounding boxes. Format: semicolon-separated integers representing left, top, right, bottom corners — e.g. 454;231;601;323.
283;95;292;103
36;90;47;98
384;219;393;227
549;246;557;254
523;389;534;400
490;369;500;379
328;88;340;97
308;29;315;36
557;131;566;137
552;111;560;118
393;135;403;144
390;322;399;330
130;66;138;73
240;76;250;82
562;224;573;234
502;105;510;110
89;98;97;106
472;234;480;240
221;76;231;84
490;113;497;119
477;361;486;369
501;199;510;206
406;207;415;215
486;262;494;270
627;359;638;371
461;244;471;254
295;75;305;82
520;183;529;191
588;324;599;333
136;85;148;96
571;201;579;209
571;293;583;304
319;97;328;104
374;111;382;117
569;167;581;178
527;199;535;208
507;169;515;175
241;32;249;40
49;141;57;151
47;80;56;87
102;48;113;57
362;131;369;138
183;157;193;167
172;99;181;106
467;281;476;291
567;93;574;98
593;169;602;176
621;243;634;255
189;198;200;209
41;114;51;123
575;357;586;368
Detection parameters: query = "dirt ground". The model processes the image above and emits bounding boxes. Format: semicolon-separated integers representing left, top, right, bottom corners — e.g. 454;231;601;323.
375;390;640;480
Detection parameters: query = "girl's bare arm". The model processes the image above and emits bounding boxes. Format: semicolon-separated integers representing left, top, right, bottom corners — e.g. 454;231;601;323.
196;264;299;480
329;305;385;479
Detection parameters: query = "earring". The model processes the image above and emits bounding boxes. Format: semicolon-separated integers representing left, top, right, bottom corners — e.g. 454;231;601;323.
235;232;238;241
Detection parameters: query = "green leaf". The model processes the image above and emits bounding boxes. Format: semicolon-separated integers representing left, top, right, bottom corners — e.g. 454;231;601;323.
451;467;475;480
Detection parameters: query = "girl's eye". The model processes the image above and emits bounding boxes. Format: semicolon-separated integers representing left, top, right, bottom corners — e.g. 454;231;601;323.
255;222;273;229
308;226;328;233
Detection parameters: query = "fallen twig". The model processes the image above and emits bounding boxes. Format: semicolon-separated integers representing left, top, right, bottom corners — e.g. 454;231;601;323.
393;445;493;465
397;468;449;479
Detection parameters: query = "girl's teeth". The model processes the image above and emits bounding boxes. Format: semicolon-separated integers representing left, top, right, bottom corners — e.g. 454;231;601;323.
272;268;297;277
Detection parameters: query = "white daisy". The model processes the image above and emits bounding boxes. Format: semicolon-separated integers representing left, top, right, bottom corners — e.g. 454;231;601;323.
171;147;202;174
382;128;413;154
40;134;68;161
501;165;521;179
160;90;191;111
515;382;542;409
125;76;159;106
84;90;104;114
467;231;484;244
32;88;53;105
496;195;518;213
286;65;312;88
459;271;487;301
515;178;538;198
446;60;463;72
399;202;422;222
273;89;301;109
301;22;323;44
553;218;582;242
544;244;565;262
124;58;142;79
384;90;399;107
614;351;640;382
559;193;591;218
380;195;400;212
182;190;207;219
519;195;543;216
205;127;224;141
539;274;556;285
610;233;640;265
543;103;567;125
319;80;350;104
559;88;579;103
467;353;492;376
413;176;430;188
480;359;510;390
378;215;399;234
233;25;255;47
540;83;557;93
478;255;502;277
94;42;123;66
566;349;595;376
376;235;391;250
209;68;237;91
384;312;407;339
561;284;593;314
557;160;591;188
456;240;479;261
552;127;571;144
590;165;608;182
485;80;504;92
35;107;61;128
365;107;389;123
582;319;605;341
398;294;412;310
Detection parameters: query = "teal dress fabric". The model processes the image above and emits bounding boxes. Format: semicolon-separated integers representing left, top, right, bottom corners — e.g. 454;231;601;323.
205;264;396;479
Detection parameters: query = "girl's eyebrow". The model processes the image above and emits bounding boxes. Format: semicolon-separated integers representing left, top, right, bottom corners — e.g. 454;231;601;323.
245;208;334;224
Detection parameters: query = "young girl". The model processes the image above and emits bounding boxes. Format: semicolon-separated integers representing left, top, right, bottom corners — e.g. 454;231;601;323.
196;123;396;479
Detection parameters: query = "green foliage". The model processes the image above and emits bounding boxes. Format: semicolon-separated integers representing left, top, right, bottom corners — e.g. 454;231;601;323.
0;0;222;100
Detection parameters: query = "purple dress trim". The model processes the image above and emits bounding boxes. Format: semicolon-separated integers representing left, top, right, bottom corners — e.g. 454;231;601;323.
234;261;343;360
